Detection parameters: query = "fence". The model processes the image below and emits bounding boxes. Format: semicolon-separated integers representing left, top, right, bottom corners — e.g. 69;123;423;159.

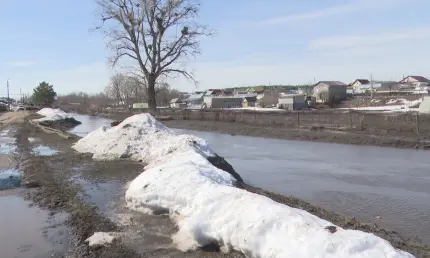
71;107;430;138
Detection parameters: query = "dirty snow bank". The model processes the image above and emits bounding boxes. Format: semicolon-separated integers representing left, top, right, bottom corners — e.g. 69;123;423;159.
85;232;119;247
72;113;216;169
125;152;413;258
35;108;70;122
75;113;413;257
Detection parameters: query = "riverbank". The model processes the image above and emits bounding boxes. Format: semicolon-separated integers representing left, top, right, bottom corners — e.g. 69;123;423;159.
78;110;430;150
10;110;429;257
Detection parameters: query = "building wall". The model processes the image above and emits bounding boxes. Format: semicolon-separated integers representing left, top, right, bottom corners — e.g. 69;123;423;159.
211;98;243;108
313;83;346;102
351;81;361;87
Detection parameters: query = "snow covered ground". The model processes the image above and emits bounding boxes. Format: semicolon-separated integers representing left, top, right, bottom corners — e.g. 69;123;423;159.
341;99;422;112
226;107;285;112
74;113;414;258
34;108;70;122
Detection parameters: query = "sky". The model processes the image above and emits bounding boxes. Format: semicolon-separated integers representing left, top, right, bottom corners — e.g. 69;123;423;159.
1;0;430;97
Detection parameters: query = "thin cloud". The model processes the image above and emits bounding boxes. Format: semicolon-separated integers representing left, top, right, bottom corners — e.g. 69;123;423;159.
257;0;405;25
6;61;37;67
308;27;430;52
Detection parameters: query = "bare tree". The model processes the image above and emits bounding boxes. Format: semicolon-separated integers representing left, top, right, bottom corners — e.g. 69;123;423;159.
155;82;181;106
95;0;211;112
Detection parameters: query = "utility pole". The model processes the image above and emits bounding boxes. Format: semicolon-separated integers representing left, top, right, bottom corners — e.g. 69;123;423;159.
6;79;10;101
370;73;374;99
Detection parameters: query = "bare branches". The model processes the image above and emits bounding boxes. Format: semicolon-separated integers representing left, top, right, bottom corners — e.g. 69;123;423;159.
94;0;211;110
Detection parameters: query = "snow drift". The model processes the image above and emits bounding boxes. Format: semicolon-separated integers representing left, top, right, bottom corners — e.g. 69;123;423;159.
72;114;241;181
35;108;70;122
74;113;413;257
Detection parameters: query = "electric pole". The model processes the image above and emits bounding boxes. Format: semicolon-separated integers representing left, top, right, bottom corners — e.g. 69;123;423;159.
7;79;10;101
370;73;374;99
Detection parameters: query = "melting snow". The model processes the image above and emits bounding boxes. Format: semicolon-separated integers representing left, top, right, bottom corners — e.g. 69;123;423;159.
85;232;119;246
35;108;70;122
74;113;414;258
72;114;216;169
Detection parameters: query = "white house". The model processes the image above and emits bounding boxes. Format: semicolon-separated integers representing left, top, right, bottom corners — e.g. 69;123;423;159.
399;76;430;90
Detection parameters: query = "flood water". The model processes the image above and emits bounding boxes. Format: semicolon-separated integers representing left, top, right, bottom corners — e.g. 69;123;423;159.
69;114;430;245
0;190;69;258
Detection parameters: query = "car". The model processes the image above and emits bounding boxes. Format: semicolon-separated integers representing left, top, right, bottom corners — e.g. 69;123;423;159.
15;105;25;111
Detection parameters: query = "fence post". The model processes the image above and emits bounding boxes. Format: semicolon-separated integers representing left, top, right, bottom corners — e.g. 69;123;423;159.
416;113;420;135
349;109;353;130
297;112;300;129
254;109;257;122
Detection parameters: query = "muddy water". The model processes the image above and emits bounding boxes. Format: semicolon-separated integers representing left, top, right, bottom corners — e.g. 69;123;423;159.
0;190;70;258
69;114;430;245
68;114;114;137
0;126;70;258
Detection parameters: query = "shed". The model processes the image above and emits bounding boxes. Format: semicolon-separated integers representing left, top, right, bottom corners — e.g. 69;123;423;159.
170;98;185;109
278;95;307;110
183;92;204;109
132;103;149;109
211;97;243;109
312;81;347;103
242;96;257;107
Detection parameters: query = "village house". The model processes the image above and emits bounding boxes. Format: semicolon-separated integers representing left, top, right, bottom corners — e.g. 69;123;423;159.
349;79;370;92
182;92;204;109
242;96;257;107
312;81;347;103
170;98;186;109
278;94;308;110
210;97;244;109
399;76;430;90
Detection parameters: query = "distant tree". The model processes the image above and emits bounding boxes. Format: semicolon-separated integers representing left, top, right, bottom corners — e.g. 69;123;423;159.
32;81;57;106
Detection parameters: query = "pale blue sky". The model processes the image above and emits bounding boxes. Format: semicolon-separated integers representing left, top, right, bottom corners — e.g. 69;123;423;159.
1;0;430;97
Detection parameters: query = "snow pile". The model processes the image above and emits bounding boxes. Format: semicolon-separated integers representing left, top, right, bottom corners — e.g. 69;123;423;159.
85;232;119;247
126;151;413;257
75;113;413;257
35;108;70;122
72;114;216;168
0;169;21;190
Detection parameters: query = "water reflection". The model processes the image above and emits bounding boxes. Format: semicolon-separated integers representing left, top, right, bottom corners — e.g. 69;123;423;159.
68;114;113;137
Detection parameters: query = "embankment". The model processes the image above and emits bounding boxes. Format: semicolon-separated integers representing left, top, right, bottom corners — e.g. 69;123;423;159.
77;109;430;150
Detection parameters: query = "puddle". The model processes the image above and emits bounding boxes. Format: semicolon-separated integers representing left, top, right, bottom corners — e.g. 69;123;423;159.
0;193;70;258
0;129;10;136
70;174;124;215
32;145;58;156
0;169;21;190
0;136;16;154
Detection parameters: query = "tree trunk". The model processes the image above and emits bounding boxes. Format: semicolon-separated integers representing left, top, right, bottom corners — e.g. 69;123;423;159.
147;74;157;114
